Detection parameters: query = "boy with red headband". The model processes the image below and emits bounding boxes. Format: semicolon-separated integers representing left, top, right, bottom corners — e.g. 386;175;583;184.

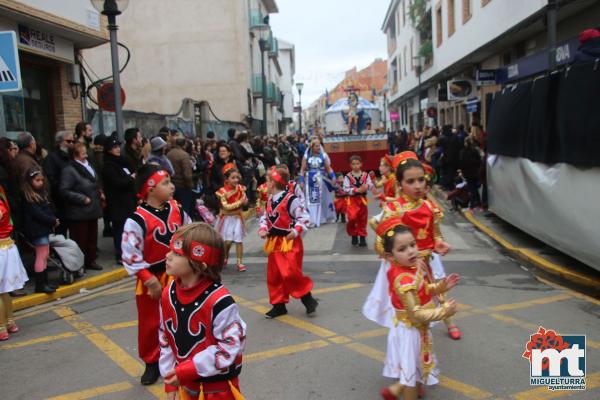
122;164;191;385
160;222;246;400
259;166;318;319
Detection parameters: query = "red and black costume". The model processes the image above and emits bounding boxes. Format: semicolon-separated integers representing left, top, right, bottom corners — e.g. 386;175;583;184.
259;189;313;306
343;171;373;238
159;278;246;399
122;199;190;364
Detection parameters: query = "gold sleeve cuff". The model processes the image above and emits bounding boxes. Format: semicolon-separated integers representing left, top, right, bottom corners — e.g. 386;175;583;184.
220;197;245;211
427;279;448;295
399;290;455;324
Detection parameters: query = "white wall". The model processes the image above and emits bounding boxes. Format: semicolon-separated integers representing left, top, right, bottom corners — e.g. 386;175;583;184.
83;0;252;121
16;0;102;30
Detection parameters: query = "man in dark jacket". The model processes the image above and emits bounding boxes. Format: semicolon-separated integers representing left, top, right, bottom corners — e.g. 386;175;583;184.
123;127;143;173
227;128;246;164
43;131;75;235
437;125;462;190
573;29;600;64
167;138;194;214
102;136;136;264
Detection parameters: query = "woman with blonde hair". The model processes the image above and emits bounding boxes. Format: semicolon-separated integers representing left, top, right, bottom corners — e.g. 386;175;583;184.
299;138;336;227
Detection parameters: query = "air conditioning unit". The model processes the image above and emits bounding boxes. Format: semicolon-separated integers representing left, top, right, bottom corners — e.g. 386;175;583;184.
447;79;476;101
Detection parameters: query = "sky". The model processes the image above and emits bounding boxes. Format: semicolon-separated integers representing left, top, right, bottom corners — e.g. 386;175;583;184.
269;0;389;107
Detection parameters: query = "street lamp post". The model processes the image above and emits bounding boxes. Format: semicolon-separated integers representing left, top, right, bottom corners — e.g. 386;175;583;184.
254;23;271;136
413;56;423;131
296;82;304;135
382;83;390;132
90;0;129;142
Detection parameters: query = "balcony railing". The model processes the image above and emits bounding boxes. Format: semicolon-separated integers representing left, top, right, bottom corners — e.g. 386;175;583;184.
266;82;277;103
269;35;279;58
252;74;263;97
249;9;263;29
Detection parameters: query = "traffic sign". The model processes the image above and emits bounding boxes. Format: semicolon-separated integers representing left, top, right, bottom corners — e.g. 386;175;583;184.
0;31;22;92
98;82;126;112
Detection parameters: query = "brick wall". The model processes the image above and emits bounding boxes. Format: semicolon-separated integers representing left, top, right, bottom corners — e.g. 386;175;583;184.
53;63;82;132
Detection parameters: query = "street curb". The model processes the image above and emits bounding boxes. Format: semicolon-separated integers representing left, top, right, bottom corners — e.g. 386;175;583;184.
13;268;129;312
461;210;600;294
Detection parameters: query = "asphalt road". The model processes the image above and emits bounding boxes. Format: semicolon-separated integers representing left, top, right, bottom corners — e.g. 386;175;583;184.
2;200;599;400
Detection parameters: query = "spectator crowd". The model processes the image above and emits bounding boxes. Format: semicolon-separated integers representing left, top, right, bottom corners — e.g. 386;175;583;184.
0;123;310;295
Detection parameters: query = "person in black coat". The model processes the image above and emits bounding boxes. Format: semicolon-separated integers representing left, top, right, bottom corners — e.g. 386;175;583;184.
21;167;59;293
42;131;76;236
102;136;136;264
437;125;462;190
459;137;482;209
59;143;103;271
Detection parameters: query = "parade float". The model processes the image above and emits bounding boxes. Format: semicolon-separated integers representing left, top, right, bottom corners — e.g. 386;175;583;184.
322;92;386;172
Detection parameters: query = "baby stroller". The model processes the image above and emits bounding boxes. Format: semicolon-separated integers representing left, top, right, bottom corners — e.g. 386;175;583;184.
17;233;84;285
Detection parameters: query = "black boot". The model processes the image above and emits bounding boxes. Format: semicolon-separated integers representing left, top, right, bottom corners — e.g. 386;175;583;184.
34;272;55;294
351;236;358;246
45;270;59;290
341;214;346;223
359;236;367;247
141;362;160;385
301;292;318;316
265;303;288;319
336;213;340;222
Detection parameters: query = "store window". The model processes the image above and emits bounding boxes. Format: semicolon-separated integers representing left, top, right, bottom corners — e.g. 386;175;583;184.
0;54;55;149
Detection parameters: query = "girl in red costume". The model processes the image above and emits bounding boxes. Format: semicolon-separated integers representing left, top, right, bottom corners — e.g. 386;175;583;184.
376;220;459;400
160;222;247;400
333;173;348;223
122;164;191;385
343;155;373;247
258;166;318;319
0;185;28;341
215;164;248;272
372;154;397;206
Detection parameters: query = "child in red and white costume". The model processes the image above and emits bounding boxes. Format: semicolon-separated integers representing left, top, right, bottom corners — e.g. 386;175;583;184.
343;155;373;247
333;174;348;223
122;164;191;385
215;164;248;272
375;219;459;400
159;222;246;400
258;166;318;319
0;185;28;341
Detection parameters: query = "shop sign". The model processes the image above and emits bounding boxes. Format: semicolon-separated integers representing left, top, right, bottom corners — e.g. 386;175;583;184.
476;70;497;86
390;111;400;121
0;31;21;92
17;24;74;63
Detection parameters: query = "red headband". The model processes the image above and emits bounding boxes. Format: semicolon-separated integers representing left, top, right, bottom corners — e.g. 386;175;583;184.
269;167;287;186
170;236;222;265
222;163;237;176
375;216;406;238
137;170;169;199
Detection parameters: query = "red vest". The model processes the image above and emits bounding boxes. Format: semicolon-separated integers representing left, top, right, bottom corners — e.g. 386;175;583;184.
386;196;436;252
161;279;242;383
133;200;183;271
387;263;433;311
346;171;368;197
265;191;296;236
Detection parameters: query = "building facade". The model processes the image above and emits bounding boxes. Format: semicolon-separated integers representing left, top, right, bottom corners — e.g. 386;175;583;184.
83;0;294;138
0;0;107;148
382;0;600;131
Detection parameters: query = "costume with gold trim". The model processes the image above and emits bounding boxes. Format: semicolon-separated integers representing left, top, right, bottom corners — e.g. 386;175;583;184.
383;261;455;387
215;184;247;243
255;182;268;217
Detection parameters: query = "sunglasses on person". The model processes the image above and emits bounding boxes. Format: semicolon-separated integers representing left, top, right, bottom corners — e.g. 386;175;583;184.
9;147;18;151
65;139;75;144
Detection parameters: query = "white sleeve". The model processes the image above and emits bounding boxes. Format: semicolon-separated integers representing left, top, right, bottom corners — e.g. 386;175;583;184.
366;174;374;190
183;211;192;225
191;301;246;378
259;202;268;231
294;184;306;207
290;197;309;236
343;175;354;195
121;218;149;276
159;301;176;377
